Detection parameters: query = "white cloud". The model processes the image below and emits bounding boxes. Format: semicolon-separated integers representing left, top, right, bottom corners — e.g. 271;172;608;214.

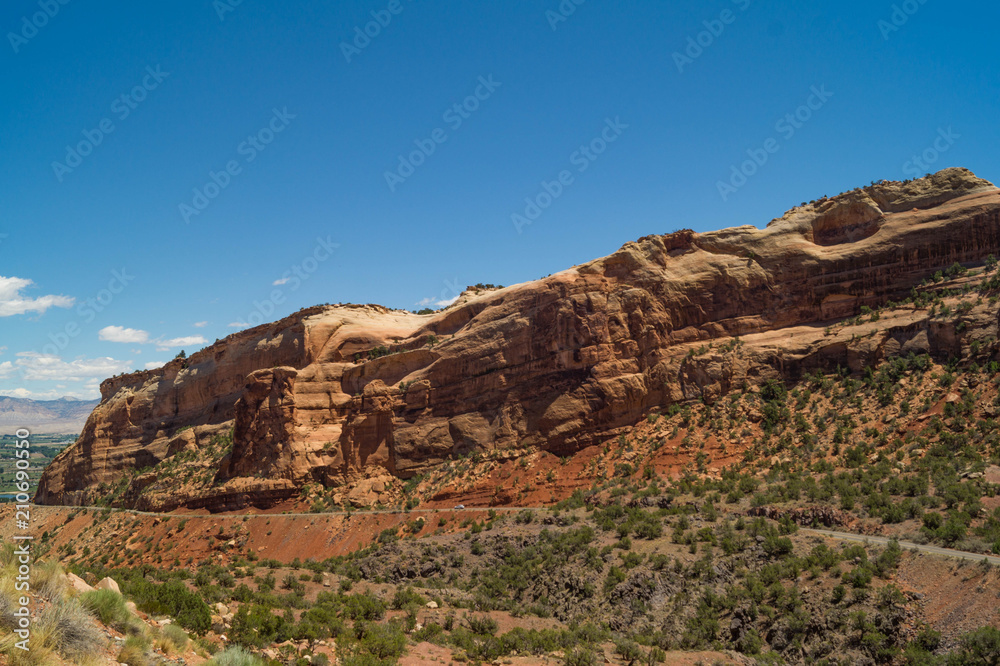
144;361;166;370
0;388;38;399
193;321;208;328
0;276;74;317
272;278;291;286
99;325;150;344
228;321;249;329
155;335;207;351
14;352;132;381
415;295;460;309
0;362;13;378
0;346;7;355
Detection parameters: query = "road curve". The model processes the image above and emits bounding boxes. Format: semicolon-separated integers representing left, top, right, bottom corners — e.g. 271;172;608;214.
27;505;1000;566
802;528;1000;566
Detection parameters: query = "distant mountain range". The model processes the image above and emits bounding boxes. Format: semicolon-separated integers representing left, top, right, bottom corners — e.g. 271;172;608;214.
0;397;97;435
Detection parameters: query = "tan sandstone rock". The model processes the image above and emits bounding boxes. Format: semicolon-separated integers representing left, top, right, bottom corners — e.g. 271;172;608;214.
66;573;94;594
95;577;121;594
34;168;1000;511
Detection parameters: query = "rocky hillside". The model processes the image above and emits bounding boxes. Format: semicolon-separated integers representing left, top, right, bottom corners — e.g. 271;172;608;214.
35;168;1000;511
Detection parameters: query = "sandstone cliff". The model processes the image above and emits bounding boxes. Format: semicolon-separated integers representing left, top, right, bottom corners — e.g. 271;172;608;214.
35;168;1000;510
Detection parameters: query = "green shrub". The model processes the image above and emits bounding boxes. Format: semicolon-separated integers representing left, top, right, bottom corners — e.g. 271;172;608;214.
123;579;211;633
230;605;292;648
390;587;425;610
762;535;793;558
467;615;499;636
564;647;598;666
359;623;407;660
614;639;643;665
947;626;1000;664
342;592;386;621
604;566;626;593
80;589;132;632
207;646;266;666
736;628;763;655
160;623;189;652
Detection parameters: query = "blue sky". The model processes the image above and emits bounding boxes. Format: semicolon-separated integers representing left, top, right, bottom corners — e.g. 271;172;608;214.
1;0;998;400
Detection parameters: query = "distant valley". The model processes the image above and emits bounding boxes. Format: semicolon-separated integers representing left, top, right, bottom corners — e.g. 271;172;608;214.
0;396;96;435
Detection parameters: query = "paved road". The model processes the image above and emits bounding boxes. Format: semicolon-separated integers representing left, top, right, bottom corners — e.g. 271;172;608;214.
802;528;1000;566
31;505;1000;565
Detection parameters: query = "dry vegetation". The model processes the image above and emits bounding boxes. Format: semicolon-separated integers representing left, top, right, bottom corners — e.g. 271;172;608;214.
9;261;1000;663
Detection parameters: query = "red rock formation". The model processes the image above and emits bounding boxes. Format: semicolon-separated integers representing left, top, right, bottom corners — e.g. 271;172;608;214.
35;168;1000;509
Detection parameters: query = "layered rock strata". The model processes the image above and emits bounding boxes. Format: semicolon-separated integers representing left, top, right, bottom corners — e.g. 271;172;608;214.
35;169;1000;509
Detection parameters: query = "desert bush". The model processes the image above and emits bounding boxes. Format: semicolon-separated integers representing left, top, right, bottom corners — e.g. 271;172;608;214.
0;630;57;666
37;598;105;660
340;653;395;666
762;535;793;558
34;560;68;600
0;594;102;666
207;646;266;665
124;578;211;633
342;592;386;621
467;614;499;636
359;622;407;660
0;583;20;630
390;586;425;610
117;635;153;666
947;626;1000;664
230;604;293;647
564;647;599;666
159;623;190;653
80;589;133;632
614;638;643;665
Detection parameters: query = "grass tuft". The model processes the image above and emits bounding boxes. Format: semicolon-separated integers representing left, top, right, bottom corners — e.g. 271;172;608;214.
207;645;267;665
37;597;106;660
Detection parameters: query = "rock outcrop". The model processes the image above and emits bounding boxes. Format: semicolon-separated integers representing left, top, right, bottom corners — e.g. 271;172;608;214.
35;168;1000;509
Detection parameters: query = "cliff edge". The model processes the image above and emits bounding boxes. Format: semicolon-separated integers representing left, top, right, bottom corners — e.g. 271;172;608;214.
35;168;1000;510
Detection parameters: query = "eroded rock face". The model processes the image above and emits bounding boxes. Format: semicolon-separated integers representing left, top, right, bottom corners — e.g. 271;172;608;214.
35;168;1000;509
